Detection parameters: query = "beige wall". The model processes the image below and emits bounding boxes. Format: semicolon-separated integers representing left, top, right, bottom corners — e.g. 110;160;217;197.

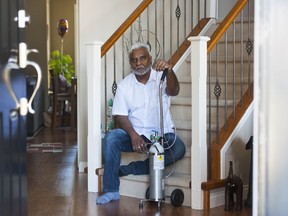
26;0;48;108
50;0;75;62
26;0;75;110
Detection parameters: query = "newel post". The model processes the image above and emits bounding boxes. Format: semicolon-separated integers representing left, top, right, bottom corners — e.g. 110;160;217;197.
188;36;210;209
86;41;103;192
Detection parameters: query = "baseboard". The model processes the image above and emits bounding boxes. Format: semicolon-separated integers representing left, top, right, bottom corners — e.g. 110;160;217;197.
78;161;88;173
210;185;248;208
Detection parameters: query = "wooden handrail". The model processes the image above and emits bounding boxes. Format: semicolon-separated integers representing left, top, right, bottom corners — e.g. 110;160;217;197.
201;179;226;191
201;179;227;210
207;0;248;53
101;0;153;57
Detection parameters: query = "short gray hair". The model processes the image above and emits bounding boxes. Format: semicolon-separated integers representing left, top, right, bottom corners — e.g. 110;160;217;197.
130;42;151;56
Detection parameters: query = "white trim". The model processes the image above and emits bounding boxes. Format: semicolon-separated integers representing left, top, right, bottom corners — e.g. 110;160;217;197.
189;36;210;210
206;0;218;18
210;184;249;208
220;101;254;178
86;41;104;193
78;161;88;173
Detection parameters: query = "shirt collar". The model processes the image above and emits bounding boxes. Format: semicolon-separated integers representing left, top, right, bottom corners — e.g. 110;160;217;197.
132;68;157;85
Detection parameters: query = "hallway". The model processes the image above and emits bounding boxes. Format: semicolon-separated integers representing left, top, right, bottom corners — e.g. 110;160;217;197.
27;127;252;216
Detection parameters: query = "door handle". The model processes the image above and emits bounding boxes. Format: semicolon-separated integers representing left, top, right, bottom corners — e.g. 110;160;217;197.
3;56;42;116
25;60;42;114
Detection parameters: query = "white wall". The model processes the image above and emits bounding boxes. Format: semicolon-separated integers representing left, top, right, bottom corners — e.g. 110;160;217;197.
223;108;253;184
218;0;237;18
77;0;142;171
254;0;288;215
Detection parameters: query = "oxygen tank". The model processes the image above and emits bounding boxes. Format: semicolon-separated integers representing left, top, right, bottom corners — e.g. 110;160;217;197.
149;136;165;201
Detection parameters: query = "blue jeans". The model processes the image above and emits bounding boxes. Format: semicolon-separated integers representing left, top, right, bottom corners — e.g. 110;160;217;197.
102;128;186;193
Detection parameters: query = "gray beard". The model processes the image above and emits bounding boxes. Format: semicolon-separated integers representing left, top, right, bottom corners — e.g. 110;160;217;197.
132;66;151;76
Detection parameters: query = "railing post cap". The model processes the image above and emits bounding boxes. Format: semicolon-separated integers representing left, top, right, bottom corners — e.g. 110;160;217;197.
188;36;210;42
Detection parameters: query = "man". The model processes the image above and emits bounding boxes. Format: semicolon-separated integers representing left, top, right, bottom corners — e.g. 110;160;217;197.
96;42;186;204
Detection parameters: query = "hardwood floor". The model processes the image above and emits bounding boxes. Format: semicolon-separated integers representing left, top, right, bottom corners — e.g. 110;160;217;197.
27;127;252;216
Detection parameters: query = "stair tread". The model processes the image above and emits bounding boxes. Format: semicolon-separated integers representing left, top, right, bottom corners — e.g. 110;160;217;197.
173;119;191;130
120;172;190;188
120;148;191;164
216;17;254;24
174;119;218;131
178;75;252;83
186;56;254;63
171;97;235;106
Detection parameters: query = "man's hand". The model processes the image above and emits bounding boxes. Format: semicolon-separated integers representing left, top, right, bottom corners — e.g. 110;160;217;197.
153;59;180;96
116;115;146;153
153;59;172;72
130;133;147;153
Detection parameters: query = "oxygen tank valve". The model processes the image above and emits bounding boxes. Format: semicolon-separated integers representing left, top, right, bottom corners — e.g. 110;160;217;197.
150;130;160;143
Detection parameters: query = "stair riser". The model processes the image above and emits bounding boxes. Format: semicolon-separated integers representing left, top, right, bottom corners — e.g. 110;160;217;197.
178;80;252;99
217;22;254;42
166;155;191;176
209;42;254;59
171;105;191;120
182;60;254;78
121;151;191;176
207;20;254;42
174;130;191;149
173;127;217;147
208;85;252;103
177;82;191;97
119;179;191;207
119;178;148;200
209;61;254;77
171;105;234;125
121;152;149;165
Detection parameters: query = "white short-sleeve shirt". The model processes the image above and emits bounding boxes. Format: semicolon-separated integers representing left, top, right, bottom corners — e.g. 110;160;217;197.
112;69;175;139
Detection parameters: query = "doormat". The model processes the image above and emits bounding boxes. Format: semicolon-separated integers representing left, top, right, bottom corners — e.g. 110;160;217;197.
27;143;63;153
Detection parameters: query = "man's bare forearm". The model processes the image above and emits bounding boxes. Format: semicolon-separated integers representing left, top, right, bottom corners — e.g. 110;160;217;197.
166;68;180;96
115;115;138;138
115;115;146;152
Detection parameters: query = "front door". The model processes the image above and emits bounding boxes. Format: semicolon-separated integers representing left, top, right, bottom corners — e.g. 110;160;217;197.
0;0;40;215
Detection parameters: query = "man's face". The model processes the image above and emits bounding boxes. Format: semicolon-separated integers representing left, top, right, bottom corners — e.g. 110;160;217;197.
129;47;152;76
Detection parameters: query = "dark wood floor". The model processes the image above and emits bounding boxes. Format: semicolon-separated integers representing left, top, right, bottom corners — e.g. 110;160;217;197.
27;127;252;216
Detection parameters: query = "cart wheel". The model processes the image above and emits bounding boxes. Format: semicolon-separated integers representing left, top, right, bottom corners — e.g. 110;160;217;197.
145;187;150;199
171;189;184;207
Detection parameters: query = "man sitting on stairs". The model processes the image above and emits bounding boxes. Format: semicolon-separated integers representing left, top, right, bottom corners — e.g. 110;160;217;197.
96;42;186;204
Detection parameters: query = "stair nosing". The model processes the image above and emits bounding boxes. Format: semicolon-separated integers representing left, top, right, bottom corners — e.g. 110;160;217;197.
120;173;191;188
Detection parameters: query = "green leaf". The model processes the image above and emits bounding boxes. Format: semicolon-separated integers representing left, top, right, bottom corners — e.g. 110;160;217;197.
48;49;75;84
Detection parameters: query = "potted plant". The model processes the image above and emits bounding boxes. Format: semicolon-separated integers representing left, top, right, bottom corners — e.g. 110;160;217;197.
48;50;75;85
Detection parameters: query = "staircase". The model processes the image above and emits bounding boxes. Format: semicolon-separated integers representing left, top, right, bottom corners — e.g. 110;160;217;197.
117;16;254;208
174;18;254;148
91;0;254;209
